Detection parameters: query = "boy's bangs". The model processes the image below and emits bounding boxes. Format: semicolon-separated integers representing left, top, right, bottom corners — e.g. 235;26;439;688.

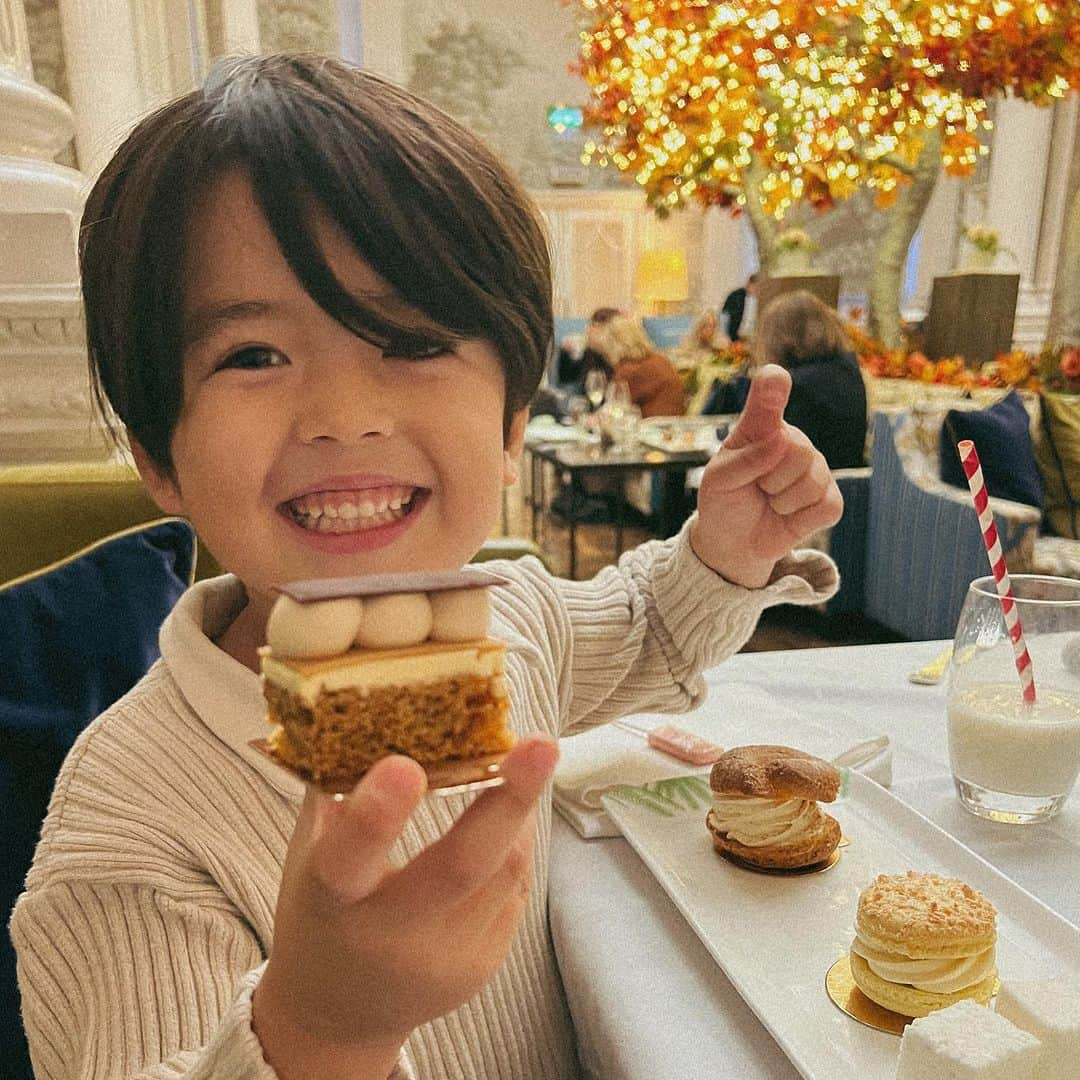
230;68;517;357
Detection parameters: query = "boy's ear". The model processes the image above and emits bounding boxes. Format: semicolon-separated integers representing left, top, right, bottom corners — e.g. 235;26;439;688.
502;407;529;487
129;439;185;516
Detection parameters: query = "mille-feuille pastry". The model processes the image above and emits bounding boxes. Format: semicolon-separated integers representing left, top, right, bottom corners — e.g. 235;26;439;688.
705;744;842;869
849;871;998;1018
260;568;513;787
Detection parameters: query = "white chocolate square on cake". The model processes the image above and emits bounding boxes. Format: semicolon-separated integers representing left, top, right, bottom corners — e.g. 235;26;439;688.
995;978;1080;1080
895;999;1041;1080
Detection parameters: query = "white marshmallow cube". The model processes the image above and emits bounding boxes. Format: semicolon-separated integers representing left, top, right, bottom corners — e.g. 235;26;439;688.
995;978;1080;1080
895;999;1041;1080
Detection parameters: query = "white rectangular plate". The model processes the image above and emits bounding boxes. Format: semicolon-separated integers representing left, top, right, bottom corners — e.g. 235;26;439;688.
602;771;1080;1079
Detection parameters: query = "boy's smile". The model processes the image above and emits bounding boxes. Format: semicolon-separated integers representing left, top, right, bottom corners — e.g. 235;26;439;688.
133;171;527;665
280;475;430;550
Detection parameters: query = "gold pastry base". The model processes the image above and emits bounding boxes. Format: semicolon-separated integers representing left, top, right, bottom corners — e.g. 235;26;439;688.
719;846;841;876
248;739;508;796
825;955;910;1035
825;956;1000;1035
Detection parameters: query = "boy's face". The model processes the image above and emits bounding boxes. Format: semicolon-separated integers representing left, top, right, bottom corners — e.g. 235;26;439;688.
135;172;526;614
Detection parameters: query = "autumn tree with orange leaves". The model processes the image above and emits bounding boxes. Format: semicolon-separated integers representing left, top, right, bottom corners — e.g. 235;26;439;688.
575;0;1080;347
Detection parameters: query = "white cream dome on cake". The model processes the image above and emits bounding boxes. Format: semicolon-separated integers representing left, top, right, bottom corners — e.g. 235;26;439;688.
429;587;490;641
266;595;365;659
354;592;433;649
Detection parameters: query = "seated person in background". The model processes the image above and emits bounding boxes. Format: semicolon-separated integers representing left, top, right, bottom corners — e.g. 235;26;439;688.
555;306;619;391
668;309;725;374
705;290;868;469
721;271;760;342
592;314;686;418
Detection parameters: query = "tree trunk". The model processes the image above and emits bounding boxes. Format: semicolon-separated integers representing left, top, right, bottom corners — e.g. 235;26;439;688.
867;128;942;349
742;155;777;273
1046;183;1080;345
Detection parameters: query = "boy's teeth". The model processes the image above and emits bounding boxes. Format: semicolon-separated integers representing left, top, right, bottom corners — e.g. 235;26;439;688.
286;485;418;532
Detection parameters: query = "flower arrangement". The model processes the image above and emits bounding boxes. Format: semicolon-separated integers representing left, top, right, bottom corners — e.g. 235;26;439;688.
962;223;1003;255
848;323;1041;391
776;227;816;253
1037;344;1080;395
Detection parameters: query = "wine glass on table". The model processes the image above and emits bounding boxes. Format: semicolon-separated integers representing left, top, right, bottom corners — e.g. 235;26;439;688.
584;368;607;412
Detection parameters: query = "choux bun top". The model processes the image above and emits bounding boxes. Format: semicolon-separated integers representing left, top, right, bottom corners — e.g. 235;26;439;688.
709;744;841;803
265;568;503;660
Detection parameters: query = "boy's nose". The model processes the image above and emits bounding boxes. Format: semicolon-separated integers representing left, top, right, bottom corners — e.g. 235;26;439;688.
292;359;396;444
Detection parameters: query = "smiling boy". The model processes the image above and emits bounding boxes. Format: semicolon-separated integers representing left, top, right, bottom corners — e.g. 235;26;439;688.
13;55;842;1079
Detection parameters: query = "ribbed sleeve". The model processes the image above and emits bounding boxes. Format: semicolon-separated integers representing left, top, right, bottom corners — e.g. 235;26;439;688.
12;526;834;1079
12;884;271;1078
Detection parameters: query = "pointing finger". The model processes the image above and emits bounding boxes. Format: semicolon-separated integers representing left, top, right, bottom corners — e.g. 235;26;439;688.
725;365;791;449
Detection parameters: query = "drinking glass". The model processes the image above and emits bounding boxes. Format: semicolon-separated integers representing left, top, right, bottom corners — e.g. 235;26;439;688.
566;395;589;430
584;368;607;410
947;575;1080;824
605;379;632;411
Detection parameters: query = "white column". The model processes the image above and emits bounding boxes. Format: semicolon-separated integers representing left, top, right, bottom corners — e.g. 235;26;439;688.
56;0;144;177
908;171;964;315
219;0;260;53
0;0;106;461
58;0;203;179
983;95;1057;349
700;208;751;311
350;0;404;83
985;96;1055;285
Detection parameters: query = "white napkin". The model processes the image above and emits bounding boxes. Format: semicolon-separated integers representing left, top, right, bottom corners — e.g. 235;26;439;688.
554;699;892;839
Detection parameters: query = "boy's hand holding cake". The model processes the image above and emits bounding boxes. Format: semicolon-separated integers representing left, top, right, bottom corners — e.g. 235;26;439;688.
260;568;515;788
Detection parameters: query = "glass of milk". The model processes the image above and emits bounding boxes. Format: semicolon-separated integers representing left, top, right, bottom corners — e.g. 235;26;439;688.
947;575;1080;824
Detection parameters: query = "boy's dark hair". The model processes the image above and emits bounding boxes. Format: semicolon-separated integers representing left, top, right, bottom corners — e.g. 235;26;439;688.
589;307;621;325
81;53;553;471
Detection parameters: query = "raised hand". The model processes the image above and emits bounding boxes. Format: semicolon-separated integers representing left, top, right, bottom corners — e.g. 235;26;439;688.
253;736;559;1080
690;364;843;588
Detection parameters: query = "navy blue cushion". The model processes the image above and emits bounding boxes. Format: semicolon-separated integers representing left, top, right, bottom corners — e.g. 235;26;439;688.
940;391;1044;508
0;519;195;1080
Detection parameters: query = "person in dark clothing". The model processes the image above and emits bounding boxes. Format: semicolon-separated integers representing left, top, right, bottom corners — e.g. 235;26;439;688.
706;290;867;470
720;272;760;342
554;306;619;391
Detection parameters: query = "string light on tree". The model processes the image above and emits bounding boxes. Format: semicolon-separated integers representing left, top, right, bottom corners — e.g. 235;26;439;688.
573;0;1080;346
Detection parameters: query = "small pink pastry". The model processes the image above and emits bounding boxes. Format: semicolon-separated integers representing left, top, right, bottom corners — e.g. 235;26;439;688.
646;724;724;765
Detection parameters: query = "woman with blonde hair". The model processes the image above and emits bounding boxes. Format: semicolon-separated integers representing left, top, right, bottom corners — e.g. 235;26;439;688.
592;314;685;418
707;290;867;468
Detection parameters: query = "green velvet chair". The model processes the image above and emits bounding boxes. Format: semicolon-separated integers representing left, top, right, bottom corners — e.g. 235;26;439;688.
0;460;545;586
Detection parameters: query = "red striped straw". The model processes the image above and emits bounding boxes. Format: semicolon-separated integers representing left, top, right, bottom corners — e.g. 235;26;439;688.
957;439;1036;704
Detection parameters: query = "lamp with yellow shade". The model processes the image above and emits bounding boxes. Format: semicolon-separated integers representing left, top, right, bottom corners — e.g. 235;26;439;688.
635;249;688;315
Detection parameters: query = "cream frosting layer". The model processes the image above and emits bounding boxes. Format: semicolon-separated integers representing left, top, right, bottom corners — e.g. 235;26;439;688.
850;935;996;994
710;793;818;847
262;643;505;707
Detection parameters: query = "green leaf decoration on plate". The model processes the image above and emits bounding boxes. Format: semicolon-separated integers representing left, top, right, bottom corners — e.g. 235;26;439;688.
605;775;712;817
838;767;850;800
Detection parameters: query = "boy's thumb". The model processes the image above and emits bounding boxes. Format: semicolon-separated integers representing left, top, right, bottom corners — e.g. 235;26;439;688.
725;365;791;449
306;755;427;903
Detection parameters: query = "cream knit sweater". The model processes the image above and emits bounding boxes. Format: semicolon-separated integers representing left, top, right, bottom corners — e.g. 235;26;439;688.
12;525;836;1078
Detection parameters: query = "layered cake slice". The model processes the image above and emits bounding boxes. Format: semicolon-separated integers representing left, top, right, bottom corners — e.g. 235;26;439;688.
259;568;513;787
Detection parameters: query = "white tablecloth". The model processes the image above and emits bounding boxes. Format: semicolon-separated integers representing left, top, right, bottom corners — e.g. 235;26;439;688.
548;640;1080;1079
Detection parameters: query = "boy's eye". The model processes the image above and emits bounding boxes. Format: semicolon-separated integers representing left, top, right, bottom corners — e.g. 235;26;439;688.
216;346;289;371
383;341;453;362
